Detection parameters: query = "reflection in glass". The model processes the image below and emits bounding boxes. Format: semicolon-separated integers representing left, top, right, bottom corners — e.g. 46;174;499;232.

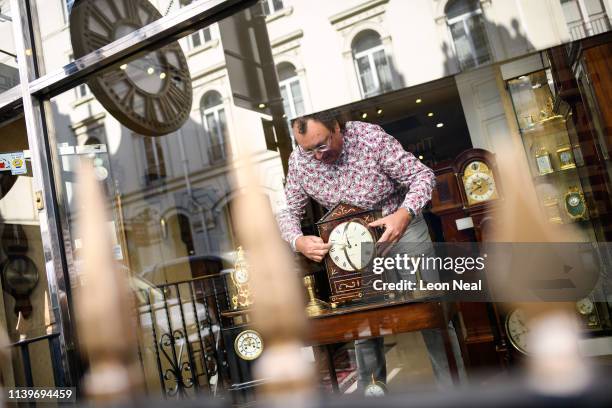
0;0;19;94
446;0;491;70
352;30;393;98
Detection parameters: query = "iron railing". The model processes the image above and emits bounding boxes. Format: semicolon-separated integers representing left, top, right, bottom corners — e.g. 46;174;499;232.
8;332;66;388
568;15;611;41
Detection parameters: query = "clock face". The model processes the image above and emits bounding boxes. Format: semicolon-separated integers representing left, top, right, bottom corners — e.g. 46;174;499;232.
328;220;375;271
576;297;594;315
232;266;249;285
364;382;386;397
70;0;193;136
234;329;264;361
505;309;529;355
462;160;498;206
2;256;39;296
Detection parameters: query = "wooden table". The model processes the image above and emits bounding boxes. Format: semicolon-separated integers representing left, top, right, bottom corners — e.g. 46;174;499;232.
305;295;460;393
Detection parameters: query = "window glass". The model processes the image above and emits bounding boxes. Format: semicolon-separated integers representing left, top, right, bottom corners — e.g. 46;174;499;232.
352;30;392;97
446;0;490;69
0;0;19;96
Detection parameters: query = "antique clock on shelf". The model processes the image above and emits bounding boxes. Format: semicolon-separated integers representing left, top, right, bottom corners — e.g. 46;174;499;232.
316;203;383;307
69;0;193;136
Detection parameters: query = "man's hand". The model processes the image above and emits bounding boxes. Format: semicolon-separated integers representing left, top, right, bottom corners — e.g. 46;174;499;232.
296;236;332;262
368;208;413;244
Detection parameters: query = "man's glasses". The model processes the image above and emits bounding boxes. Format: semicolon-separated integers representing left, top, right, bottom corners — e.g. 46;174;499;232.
299;133;332;157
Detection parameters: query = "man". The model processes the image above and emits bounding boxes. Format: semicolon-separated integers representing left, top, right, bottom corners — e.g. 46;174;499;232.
276;112;464;390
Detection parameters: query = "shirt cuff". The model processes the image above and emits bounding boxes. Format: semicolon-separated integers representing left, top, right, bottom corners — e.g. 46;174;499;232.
290;234;303;252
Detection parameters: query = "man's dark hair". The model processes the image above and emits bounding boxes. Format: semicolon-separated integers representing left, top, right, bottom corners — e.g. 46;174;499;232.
290;110;347;135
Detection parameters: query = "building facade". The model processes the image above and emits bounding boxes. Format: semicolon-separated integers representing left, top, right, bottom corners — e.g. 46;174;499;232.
1;0;611;400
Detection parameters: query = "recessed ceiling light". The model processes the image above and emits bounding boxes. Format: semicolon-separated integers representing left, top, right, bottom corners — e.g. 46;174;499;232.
258;103;266;109
416;98;422;104
427;112;434;117
361;112;368;119
120;64;127;70
377;108;383;115
159;72;167;79
436;123;444;128
418;155;424;160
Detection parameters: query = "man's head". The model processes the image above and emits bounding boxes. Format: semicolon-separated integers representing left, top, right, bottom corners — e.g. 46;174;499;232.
291;112;345;164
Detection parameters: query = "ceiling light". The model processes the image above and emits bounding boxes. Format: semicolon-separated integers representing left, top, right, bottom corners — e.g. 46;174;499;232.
436;123;444;128
418;155;424;160
258;103;266;109
120;64;127;70
377;108;383;115
427;112;434;117
159;72;167;79
147;67;155;75
416;98;422;104
361;112;368;119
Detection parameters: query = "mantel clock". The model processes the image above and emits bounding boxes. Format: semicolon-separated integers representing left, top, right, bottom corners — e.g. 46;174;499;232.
316;203;383;306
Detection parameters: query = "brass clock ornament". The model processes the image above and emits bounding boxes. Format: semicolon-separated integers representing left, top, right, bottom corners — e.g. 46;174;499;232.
69;0;193;136
364;374;387;397
230;247;253;310
234;329;264;361
564;186;588;221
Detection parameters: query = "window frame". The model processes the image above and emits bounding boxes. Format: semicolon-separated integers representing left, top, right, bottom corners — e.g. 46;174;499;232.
352;41;391;98
446;6;491;70
201;93;228;163
262;0;284;16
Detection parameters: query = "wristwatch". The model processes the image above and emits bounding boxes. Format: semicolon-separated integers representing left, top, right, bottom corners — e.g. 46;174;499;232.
407;207;416;219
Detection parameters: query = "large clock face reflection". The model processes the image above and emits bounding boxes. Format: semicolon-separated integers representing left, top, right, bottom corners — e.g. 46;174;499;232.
69;0;193;136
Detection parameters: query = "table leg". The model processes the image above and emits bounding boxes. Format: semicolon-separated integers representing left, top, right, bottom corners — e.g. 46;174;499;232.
441;322;460;385
314;345;340;394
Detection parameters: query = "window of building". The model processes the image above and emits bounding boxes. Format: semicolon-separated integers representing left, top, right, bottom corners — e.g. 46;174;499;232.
277;62;305;128
561;0;611;40
62;0;74;22
142;136;167;183
446;0;491;70
201;91;228;163
181;0;214;49
262;0;284;16
352;30;393;98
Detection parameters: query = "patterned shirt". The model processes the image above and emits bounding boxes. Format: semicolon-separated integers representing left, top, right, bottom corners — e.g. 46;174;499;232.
276;121;436;246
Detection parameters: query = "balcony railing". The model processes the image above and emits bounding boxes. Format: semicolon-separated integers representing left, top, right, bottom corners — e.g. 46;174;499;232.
568;15;611;41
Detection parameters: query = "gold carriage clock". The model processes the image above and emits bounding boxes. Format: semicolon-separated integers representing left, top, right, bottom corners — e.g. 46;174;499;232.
229;247;253;310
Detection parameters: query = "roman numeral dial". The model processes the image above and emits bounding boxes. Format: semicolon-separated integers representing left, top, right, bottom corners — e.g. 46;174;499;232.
69;0;192;136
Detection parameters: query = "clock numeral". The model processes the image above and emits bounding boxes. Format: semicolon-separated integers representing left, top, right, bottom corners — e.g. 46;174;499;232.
125;1;141;24
90;4;114;35
107;0;124;21
157;97;176;123
167;82;188;110
86;31;111;51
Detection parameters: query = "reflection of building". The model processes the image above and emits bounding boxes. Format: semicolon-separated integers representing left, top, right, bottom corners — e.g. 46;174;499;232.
1;0;612;402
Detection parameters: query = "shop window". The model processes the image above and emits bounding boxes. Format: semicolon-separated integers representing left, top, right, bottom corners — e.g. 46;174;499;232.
560;0;611;40
142;136;167;183
277;62;305;134
351;30;393;98
446;0;491;70
262;0;284;16
201;91;228;163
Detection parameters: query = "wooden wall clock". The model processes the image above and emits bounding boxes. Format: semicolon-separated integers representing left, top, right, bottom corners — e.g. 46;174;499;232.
69;0;193;136
316;203;383;306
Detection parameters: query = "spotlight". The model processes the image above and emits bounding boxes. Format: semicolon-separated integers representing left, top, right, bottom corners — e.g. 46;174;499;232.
436;123;444;128
258;103;266;109
416;98;422;104
376;108;383;115
418;155;424;160
361;112;368;119
427;112;434;117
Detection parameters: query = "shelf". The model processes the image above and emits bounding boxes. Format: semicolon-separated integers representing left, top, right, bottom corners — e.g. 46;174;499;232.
533;165;579;181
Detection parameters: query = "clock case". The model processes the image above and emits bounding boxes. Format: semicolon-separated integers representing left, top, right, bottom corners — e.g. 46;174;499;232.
316;203;386;306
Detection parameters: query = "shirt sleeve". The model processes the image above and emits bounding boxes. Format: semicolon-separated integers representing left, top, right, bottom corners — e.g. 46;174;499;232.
275;155;308;247
374;125;436;215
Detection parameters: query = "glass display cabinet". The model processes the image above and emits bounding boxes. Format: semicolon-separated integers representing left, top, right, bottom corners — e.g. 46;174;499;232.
508;69;595;242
